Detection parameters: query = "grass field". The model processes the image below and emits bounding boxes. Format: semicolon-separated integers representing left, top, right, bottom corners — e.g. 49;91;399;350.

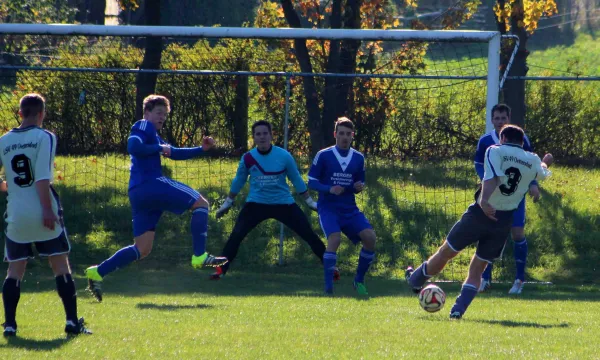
0;266;598;359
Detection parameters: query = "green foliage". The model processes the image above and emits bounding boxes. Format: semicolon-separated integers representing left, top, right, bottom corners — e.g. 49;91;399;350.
526;79;600;162
0;0;77;24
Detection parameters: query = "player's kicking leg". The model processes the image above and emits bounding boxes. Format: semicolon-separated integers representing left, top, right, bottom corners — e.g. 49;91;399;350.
189;195;228;268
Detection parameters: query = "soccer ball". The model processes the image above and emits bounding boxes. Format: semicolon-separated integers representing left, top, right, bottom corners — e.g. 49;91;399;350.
418;284;446;313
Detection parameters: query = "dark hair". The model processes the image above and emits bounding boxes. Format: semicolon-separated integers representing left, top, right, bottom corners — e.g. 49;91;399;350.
491;103;511;118
252;120;272;134
19;93;45;118
335;117;354;132
499;124;524;144
143;94;171;113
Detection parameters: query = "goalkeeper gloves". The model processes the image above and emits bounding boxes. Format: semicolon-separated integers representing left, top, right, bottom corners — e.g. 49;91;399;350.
216;197;234;219
305;196;318;212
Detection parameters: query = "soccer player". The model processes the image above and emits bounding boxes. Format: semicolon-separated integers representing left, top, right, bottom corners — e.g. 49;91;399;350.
474;104;552;294
0;93;91;336
407;124;553;319
308;117;377;296
210;120;331;280
85;95;227;302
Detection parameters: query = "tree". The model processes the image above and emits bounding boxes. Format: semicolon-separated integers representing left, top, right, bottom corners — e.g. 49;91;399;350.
494;0;557;127
117;0;163;121
257;0;481;156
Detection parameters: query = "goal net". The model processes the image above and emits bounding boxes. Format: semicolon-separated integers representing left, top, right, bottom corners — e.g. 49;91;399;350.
0;24;502;281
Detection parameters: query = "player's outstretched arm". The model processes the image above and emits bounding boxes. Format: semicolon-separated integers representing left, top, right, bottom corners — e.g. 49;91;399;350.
127;136;162;157
169;136;215;161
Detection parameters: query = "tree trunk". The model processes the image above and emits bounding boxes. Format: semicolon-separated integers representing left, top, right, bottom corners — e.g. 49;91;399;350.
498;0;528;128
135;0;162;121
280;0;325;157
321;0;343;145
327;0;361;144
232;75;249;152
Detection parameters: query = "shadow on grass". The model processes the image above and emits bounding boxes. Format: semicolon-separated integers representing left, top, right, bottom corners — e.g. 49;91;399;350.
136;303;216;311
471;319;570;329
0;336;72;351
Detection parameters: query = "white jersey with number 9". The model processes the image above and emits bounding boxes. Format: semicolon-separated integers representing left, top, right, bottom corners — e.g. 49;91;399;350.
0;126;63;243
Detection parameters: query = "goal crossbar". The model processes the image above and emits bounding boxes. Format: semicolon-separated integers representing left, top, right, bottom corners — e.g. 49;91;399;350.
0;24;499;42
0;24;501;131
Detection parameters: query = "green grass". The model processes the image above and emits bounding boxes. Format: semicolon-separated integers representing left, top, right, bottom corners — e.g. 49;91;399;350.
529;32;600;75
0;267;598;359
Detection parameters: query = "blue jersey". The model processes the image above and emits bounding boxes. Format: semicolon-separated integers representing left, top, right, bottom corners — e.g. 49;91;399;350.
308;146;365;212
230;146;307;205
474;131;533;180
128;120;165;189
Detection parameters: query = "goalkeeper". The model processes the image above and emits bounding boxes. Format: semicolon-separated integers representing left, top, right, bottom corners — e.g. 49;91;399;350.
210;121;335;280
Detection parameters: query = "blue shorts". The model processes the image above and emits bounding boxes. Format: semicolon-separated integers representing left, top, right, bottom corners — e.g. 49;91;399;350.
512;197;526;227
318;207;372;244
129;177;200;237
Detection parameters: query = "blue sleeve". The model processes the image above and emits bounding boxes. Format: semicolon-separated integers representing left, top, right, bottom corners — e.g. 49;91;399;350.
474;137;486;180
285;152;308;193
230;156;249;194
350;156;366;193
127;137;162;157
308;152;330;192
128;125;161;157
475;163;485;180
170;146;204;161
308;179;331;192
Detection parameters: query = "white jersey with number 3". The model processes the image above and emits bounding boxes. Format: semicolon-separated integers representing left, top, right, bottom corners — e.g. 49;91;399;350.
0;126;63;243
483;143;551;211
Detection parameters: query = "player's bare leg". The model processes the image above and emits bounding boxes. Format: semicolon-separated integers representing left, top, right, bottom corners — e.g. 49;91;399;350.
407;241;459;293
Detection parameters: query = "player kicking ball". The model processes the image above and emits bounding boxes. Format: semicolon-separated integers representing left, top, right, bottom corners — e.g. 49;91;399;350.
0;93;91;336
85;95;227;302
308;117;377;296
406;124;553;319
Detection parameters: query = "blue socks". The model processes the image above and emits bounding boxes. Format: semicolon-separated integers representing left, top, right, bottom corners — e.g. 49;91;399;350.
323;252;337;293
408;261;432;289
450;283;478;315
482;263;493;281
98;245;141;278
514;238;528;281
191;207;209;257
355;248;375;283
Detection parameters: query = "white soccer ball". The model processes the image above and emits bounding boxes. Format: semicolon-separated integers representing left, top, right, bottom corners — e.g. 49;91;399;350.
418;284;446;313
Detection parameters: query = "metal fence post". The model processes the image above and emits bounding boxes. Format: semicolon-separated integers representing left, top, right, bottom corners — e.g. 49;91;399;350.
278;75;292;266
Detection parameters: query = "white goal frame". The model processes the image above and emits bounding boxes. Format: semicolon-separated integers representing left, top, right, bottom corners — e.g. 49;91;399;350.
1;24;500;132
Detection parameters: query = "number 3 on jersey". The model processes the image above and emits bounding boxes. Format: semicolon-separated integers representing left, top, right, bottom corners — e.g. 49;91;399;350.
11;154;34;187
499;167;522;196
